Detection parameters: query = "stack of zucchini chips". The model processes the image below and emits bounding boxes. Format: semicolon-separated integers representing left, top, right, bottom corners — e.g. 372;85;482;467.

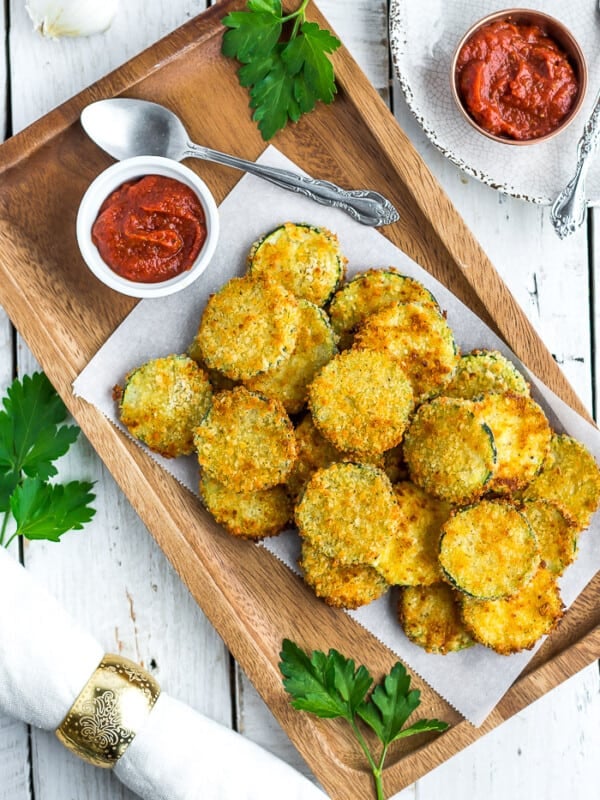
115;222;600;657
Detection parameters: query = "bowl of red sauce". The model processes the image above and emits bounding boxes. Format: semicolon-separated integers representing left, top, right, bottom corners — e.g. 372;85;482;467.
77;156;219;298
451;9;587;145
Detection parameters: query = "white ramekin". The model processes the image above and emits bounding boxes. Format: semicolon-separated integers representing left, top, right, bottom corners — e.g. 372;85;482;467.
76;156;220;299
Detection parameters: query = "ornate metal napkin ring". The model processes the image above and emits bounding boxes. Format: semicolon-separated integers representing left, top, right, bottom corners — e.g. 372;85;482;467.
56;654;161;768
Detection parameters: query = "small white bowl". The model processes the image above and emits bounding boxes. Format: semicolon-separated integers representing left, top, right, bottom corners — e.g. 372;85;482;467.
76;156;219;299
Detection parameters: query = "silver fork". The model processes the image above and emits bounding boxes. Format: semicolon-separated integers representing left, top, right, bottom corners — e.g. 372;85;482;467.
550;88;600;239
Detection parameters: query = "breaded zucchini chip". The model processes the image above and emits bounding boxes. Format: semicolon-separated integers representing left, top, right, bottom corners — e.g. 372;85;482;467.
286;414;344;500
403;397;496;505
194;387;296;492
199;473;292;539
439;501;540;599
444;350;529;400
523;434;600;532
118;354;212;458
300;542;388;609
308;349;414;455
246;300;337;414
193;275;300;381
328;269;438;349
376;482;450;586
475;392;551;494
354;301;458;402
461;567;563;654
248;222;346;306
399;584;475;654
295;462;400;566
520;499;578;576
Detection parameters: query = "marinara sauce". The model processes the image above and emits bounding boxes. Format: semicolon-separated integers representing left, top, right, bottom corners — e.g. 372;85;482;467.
456;20;578;141
92;175;206;283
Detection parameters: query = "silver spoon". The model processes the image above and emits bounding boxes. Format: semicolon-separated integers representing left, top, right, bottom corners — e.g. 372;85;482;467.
550;88;600;239
80;98;399;227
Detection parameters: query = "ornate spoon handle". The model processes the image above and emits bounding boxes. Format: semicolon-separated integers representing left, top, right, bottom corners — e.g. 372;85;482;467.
183;141;399;227
550;89;600;239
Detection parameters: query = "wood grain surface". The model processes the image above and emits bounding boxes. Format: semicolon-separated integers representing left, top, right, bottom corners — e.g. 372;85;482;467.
0;1;599;798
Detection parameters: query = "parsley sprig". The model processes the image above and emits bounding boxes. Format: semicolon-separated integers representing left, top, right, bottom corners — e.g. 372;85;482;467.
222;0;341;140
0;373;96;549
280;639;449;800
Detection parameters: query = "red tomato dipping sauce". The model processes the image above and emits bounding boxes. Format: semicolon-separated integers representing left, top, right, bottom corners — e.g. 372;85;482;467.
456;20;579;141
92;175;207;283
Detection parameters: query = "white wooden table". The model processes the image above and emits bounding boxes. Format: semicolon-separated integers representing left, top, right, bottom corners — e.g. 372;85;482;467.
1;2;599;798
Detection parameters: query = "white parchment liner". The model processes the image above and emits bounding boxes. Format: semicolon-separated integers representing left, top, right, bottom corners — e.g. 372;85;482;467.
73;147;600;726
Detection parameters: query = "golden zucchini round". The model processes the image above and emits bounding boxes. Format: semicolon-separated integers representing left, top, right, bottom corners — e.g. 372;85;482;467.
328;268;438;349
199;473;292;539
403;397;496;505
376;482;450;586
523;433;600;532
295;462;400;566
520;499;578;576
354;301;459;402
474;392;551;494
246;300;337;414
444;350;529;400
461;566;563;655
118;354;212;458
194;387;296;492
308;348;414;456
248;222;346;306
299;542;388;609
439;501;540;599
399;584;475;654
193;274;300;381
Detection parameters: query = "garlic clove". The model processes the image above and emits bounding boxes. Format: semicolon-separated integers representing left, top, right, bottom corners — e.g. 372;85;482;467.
25;0;119;39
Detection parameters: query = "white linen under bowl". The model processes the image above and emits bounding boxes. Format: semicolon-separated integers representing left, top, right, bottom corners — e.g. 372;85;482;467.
76;156;219;299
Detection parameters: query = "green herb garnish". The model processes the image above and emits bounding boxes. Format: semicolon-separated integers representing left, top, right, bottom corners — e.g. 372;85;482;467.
0;373;96;548
222;0;341;140
280;639;449;800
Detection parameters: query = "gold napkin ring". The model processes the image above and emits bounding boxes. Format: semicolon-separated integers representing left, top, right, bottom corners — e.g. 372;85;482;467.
56;654;161;768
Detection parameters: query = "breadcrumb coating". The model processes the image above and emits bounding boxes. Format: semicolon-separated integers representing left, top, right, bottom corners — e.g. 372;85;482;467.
308;348;414;455
119;354;212;458
248;222;346;307
194;274;300;381
194;386;296;492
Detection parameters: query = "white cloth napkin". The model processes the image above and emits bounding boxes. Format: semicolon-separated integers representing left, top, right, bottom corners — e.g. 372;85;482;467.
0;546;326;800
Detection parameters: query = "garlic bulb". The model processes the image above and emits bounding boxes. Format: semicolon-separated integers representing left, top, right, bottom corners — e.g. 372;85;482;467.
25;0;118;38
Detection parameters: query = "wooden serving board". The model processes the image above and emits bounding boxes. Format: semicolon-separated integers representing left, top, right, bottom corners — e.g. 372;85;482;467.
0;1;598;796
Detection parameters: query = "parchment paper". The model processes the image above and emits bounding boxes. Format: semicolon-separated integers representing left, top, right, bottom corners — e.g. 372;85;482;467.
73;147;600;726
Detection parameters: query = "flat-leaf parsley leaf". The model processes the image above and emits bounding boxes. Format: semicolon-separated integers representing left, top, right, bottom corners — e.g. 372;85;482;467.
0;373;96;548
280;639;449;800
11;478;96;542
222;0;341;140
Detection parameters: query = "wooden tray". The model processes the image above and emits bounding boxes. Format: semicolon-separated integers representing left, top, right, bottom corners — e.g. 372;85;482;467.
0;1;598;796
